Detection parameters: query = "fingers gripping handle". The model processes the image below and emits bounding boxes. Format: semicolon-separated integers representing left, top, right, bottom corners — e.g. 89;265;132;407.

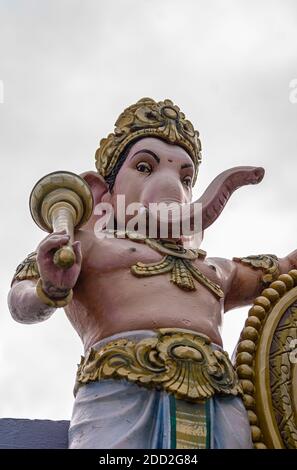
50;203;76;269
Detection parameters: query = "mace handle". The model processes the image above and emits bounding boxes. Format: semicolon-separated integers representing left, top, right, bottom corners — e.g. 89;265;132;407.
51;203;76;269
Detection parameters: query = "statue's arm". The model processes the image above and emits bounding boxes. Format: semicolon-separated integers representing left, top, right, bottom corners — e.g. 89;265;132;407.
8;231;82;324
282;249;297;272
208;251;297;312
8;278;56;324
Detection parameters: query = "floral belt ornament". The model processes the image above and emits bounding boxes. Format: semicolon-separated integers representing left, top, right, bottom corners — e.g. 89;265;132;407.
75;329;242;402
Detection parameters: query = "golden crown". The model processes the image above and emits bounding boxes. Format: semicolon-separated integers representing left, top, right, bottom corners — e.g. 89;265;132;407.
95;98;202;184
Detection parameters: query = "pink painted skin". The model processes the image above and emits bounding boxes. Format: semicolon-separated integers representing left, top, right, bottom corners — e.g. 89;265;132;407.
8;137;297;348
36;232;82;296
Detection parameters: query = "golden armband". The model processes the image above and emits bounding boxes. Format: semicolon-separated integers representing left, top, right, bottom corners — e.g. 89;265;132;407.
35;278;73;308
233;254;280;284
11;252;40;286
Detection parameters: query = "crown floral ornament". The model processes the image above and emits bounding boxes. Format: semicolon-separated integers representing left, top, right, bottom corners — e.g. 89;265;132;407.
95;98;202;184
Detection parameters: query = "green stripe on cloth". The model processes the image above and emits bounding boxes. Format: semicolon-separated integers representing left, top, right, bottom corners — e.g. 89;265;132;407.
169;395;176;448
169;396;210;449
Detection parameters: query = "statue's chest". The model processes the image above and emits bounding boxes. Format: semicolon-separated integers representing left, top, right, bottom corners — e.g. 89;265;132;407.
89;237;161;268
85;237;224;298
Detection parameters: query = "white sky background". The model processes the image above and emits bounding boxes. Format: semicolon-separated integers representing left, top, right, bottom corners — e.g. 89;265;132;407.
0;0;296;420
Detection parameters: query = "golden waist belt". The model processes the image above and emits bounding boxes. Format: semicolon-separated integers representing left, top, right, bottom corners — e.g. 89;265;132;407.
75;328;242;402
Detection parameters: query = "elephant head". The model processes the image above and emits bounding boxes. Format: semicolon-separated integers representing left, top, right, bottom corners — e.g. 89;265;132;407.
81;137;264;237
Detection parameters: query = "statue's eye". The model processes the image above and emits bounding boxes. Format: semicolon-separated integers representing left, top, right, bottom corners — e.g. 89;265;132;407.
136;162;152;174
183;176;192;188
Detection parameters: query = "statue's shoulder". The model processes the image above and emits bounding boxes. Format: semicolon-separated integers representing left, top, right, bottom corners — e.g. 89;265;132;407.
11;251;39;286
203;256;236;282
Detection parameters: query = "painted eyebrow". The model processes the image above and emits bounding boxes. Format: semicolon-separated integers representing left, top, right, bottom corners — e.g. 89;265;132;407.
181;163;194;170
131;149;160;164
131;150;192;170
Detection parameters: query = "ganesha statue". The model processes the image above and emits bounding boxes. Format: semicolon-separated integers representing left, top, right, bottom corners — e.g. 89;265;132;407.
8;98;297;449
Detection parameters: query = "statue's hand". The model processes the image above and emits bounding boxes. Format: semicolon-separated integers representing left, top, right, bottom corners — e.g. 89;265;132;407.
36;230;82;298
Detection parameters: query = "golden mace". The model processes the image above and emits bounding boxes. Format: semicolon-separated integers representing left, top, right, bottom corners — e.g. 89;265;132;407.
29;171;93;269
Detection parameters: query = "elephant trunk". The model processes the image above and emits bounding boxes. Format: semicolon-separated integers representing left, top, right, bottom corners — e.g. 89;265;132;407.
146;166;264;239
198;166;265;231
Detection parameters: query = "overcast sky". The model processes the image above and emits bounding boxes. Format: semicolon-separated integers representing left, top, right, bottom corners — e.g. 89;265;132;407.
0;0;296;420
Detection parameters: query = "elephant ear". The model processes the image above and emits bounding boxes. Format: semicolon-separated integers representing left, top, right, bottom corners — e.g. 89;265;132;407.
80;171;110;231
